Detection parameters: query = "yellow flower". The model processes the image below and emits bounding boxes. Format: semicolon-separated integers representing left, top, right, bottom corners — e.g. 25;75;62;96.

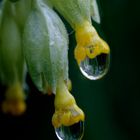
2;82;26;116
75;21;110;64
52;80;85;128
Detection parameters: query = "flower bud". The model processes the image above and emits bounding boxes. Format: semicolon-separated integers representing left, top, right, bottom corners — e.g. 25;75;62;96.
0;7;25;85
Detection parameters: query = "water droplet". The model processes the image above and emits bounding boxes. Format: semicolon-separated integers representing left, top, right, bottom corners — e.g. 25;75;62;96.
80;53;110;80
55;121;84;140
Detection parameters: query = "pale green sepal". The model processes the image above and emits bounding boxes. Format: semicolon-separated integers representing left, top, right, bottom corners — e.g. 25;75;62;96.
0;15;24;85
23;0;68;94
90;0;100;23
49;0;91;28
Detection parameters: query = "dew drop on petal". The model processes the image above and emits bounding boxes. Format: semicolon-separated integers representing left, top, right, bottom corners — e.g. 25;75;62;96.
55;121;84;140
79;53;110;80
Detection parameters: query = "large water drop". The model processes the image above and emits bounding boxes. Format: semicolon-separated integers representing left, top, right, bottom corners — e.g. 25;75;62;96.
80;53;110;80
55;121;84;140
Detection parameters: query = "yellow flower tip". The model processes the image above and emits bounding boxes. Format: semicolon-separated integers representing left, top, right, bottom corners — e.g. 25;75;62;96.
2;99;26;116
75;20;110;64
52;104;85;128
1;82;27;116
52;81;85;128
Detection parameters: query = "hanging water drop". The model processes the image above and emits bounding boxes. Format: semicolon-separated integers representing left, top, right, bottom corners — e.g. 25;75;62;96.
80;53;110;80
55;121;84;140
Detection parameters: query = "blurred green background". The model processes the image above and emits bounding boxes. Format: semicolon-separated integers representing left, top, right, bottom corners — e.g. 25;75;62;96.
0;0;140;140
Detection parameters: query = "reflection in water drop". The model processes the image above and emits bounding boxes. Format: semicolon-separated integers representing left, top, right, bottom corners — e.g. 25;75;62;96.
80;53;110;80
55;121;84;140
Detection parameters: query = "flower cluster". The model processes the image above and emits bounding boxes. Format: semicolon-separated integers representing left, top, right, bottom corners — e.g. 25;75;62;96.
0;0;110;139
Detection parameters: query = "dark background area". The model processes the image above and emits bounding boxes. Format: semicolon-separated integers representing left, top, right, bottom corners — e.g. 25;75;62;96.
0;0;140;140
